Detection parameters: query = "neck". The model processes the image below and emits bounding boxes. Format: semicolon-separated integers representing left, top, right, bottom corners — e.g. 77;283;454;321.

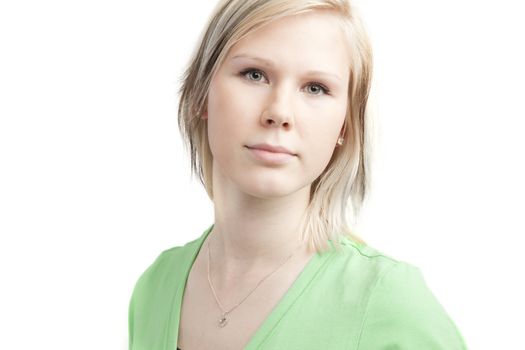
206;179;314;283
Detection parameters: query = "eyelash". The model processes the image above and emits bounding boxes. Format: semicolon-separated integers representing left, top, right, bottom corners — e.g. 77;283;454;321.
239;68;331;96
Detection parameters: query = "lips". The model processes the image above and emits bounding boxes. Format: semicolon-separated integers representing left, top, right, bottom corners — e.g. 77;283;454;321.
246;143;296;156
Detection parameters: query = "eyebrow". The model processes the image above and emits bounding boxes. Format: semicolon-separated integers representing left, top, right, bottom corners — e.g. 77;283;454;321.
231;53;343;83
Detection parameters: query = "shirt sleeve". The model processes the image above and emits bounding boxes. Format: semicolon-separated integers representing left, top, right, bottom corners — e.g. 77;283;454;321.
356;261;468;349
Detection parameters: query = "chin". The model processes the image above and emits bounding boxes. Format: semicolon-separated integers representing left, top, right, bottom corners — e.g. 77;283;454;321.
237;178;304;199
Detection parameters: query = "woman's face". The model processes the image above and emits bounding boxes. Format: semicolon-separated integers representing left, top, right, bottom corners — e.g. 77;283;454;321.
205;11;350;199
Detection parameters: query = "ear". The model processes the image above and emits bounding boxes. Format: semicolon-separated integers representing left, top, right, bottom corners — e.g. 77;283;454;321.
335;120;347;147
339;121;347;138
201;108;208;120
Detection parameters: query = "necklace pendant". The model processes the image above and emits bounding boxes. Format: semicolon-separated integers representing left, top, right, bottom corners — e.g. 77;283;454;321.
218;313;228;327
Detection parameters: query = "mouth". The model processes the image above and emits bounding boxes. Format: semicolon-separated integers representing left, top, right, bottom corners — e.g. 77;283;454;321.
245;146;296;164
245;144;296;156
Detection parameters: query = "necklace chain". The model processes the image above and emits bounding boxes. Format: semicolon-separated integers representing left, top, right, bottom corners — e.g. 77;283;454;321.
206;232;305;328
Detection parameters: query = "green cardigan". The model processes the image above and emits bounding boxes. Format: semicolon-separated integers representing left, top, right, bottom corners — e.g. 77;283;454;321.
129;224;468;349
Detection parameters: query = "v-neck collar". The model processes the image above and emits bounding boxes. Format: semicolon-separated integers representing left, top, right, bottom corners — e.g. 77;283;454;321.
168;224;336;350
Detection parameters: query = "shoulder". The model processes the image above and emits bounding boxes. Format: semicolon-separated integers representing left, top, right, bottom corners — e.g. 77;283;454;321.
328;236;405;290
337;238;469;349
131;236;201;299
128;236;203;348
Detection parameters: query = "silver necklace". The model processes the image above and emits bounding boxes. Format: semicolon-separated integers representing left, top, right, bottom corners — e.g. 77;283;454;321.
206;233;305;328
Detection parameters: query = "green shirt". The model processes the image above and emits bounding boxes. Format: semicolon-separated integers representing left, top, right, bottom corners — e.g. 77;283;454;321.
129;224;467;349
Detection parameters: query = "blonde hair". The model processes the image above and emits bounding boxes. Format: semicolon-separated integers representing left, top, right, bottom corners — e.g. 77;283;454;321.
177;0;374;254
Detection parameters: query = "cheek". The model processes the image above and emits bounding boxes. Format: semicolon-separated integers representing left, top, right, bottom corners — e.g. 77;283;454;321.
206;80;253;159
309;133;338;165
301;109;346;165
304;103;346;142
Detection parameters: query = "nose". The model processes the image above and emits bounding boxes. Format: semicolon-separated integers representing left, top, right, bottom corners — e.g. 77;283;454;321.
260;85;295;129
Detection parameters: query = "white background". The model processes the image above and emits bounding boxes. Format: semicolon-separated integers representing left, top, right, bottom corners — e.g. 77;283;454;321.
1;0;523;349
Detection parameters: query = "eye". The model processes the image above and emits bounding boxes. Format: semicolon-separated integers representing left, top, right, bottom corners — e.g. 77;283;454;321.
239;68;330;95
306;83;330;96
240;68;267;82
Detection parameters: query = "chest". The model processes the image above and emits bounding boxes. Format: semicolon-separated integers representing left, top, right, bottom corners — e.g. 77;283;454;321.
177;281;273;350
176;253;314;350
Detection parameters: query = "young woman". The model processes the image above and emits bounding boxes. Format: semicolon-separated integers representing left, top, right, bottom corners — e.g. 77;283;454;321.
128;1;468;349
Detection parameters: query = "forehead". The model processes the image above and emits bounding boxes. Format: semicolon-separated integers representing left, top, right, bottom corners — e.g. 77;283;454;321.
224;11;351;80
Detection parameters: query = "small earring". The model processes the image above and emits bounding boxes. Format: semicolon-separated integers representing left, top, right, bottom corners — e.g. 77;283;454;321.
337;137;344;145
